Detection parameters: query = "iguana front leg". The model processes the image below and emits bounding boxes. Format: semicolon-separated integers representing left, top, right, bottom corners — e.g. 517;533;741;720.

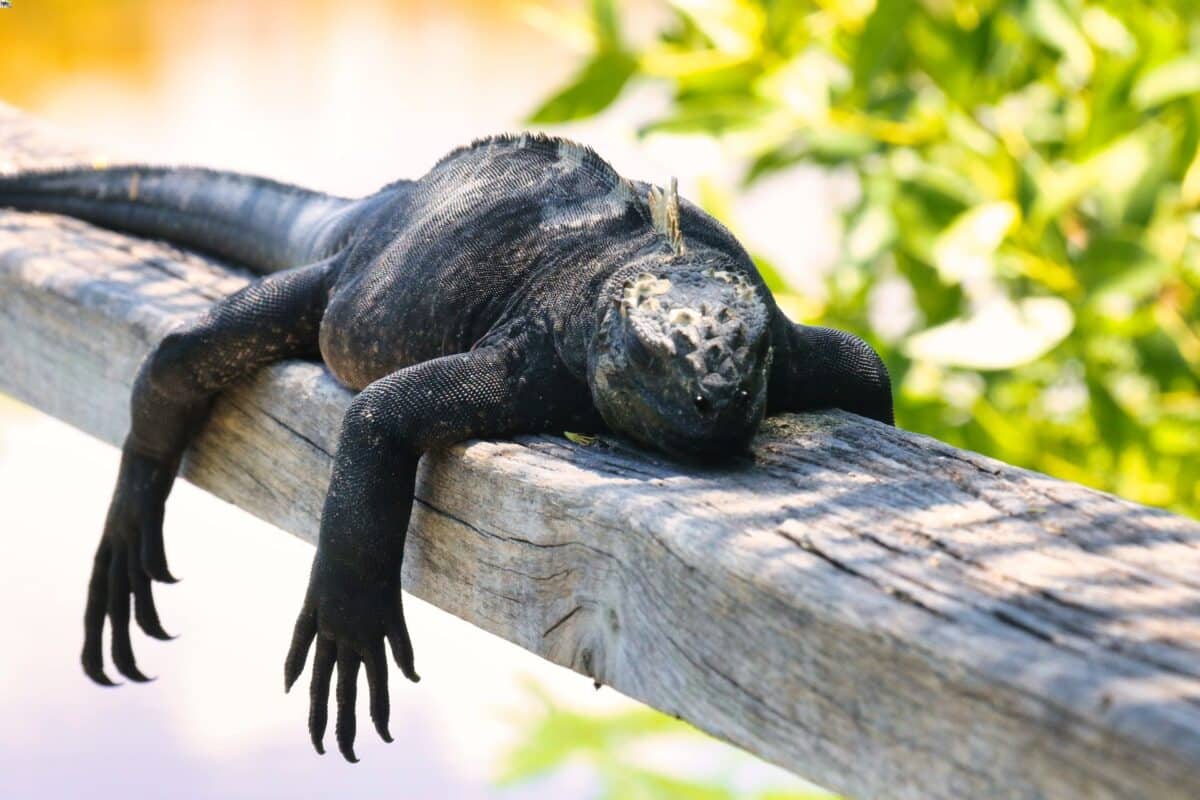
85;258;337;684
283;337;569;762
767;319;894;425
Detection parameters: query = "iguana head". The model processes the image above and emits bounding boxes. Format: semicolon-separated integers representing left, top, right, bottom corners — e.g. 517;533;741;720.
588;252;771;460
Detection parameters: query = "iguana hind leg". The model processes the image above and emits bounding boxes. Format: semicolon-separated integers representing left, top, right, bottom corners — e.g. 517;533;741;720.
84;257;339;685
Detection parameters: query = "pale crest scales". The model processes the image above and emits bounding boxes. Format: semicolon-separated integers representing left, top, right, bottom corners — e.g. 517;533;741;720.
648;177;686;255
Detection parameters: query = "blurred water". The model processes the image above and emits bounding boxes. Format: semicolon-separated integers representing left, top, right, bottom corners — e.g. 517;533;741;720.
0;2;832;796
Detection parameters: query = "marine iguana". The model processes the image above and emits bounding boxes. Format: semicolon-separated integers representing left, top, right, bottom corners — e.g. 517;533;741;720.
0;133;893;762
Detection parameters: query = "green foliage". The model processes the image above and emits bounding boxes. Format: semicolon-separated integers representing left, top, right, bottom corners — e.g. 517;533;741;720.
527;0;638;123
532;0;1200;517
496;683;834;799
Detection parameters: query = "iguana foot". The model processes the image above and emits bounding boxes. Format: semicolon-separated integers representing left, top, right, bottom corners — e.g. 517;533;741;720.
284;556;418;762
82;450;177;685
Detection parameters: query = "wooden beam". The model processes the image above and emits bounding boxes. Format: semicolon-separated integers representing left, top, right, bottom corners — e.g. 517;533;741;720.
3;104;1200;800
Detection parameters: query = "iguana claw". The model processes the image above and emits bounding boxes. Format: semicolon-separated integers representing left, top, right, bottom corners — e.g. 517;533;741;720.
82;451;174;686
285;558;415;762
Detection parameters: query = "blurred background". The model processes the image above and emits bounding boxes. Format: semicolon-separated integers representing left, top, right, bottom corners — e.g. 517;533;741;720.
0;0;1197;797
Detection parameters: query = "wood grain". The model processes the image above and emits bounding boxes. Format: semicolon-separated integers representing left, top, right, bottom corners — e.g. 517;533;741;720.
3;104;1200;799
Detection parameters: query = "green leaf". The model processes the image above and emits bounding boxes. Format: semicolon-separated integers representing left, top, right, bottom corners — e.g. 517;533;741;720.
1132;55;1200;111
931;201;1019;285
904;297;1074;370
846;202;897;264
852;0;915;96
755;790;840;800
1026;0;1094;84
1031;128;1160;228
527;49;637;124
497;683;696;786
638;96;768;135
743;130;877;183
591;0;623;52
664;0;765;57
601;766;736;800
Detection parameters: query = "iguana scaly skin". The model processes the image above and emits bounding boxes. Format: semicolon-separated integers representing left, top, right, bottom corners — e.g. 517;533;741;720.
0;134;893;762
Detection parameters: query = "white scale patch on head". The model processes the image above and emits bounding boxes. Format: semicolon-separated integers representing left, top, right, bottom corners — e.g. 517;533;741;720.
704;267;757;301
621;272;672;313
668;308;700;327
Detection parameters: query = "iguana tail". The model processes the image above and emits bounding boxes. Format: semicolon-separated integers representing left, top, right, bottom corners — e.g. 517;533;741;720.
0;165;362;274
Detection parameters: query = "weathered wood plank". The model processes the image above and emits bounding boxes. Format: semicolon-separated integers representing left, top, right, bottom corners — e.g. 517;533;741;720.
3;104;1200;800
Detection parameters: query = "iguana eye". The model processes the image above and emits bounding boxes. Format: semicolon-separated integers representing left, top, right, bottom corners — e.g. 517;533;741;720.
694;394;711;413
